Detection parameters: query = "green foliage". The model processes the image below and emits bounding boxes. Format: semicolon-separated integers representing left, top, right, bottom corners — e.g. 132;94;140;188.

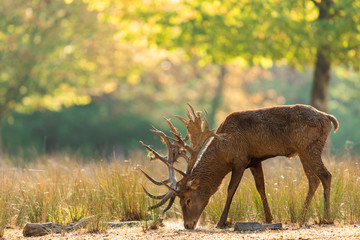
85;0;360;134
2;99;160;160
97;0;360;68
1;0;359;159
3;64;360;158
329;68;360;152
0;0;120;120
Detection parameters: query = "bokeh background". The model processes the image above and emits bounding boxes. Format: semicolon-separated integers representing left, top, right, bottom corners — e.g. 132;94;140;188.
1;0;360;162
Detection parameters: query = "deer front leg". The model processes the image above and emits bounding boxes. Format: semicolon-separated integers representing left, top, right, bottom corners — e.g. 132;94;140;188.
250;162;273;223
216;164;246;228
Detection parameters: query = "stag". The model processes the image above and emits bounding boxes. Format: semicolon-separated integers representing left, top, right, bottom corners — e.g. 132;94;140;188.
139;104;339;229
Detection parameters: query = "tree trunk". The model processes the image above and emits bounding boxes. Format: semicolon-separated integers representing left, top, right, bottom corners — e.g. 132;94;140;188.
311;0;334;155
310;0;334;113
311;50;332;156
310;49;331;113
208;65;226;129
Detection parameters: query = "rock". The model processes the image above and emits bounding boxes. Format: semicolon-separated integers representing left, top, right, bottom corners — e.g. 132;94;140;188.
234;222;282;232
22;219;141;237
234;222;263;231
23;216;94;237
263;223;282;230
106;221;141;228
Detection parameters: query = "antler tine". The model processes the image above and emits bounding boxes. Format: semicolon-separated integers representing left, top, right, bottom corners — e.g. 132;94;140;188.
149;127;182;164
178;151;190;164
202;109;209;130
180;105;220;174
174;115;188;126
150;125;189;168
163;117;180;137
162;195;176;214
169;133;193;154
141;185;168;199
140;138;186;176
139;166;179;209
149;192;173;210
139;168;169;186
187;103;200;119
141;104;217;213
203;108;208;119
139;141;167;162
161;181;180;194
158;157;186;177
150;127;172;149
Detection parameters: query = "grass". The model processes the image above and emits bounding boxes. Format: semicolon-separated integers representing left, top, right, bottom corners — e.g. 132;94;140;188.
205;155;360;225
0;152;359;237
0;153;161;237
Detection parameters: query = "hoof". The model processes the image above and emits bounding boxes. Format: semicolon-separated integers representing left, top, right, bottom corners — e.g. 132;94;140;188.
215;224;226;229
265;219;273;224
319;219;334;225
216;221;232;229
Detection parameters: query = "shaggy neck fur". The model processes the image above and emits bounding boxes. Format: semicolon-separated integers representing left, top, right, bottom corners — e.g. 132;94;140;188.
190;139;232;197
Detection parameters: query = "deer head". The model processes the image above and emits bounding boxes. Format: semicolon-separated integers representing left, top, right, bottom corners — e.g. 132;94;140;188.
139;104;223;229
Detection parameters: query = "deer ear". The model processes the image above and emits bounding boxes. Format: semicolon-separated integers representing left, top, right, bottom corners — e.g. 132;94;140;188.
187;179;200;190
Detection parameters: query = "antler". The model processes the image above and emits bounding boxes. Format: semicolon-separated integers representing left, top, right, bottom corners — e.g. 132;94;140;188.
139;125;184;214
174;104;223;174
139;104;221;213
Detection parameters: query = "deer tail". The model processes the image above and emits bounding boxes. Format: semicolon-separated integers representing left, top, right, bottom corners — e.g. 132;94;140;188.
327;114;339;133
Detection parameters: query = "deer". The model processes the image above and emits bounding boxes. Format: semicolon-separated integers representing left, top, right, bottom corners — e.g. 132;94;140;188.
139;104;339;229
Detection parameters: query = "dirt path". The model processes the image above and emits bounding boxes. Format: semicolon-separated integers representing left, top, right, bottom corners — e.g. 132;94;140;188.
5;222;360;239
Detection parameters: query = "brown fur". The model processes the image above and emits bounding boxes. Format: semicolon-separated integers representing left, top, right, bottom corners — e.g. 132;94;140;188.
179;104;338;229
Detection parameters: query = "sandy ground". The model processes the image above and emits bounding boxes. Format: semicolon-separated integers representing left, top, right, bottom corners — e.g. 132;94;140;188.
4;222;360;239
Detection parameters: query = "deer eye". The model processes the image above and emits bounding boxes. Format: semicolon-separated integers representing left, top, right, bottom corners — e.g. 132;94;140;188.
186;199;191;206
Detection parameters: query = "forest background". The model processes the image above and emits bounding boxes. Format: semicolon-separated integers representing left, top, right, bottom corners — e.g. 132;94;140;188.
1;0;360;162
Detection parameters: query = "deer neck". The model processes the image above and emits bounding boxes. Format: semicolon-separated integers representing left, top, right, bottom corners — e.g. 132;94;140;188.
190;145;231;197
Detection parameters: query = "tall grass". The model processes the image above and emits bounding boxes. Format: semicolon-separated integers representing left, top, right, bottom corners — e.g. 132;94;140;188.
0;153;160;235
0;152;359;236
205;156;360;225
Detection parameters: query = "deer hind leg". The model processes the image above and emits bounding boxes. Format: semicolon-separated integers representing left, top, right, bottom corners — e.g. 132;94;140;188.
298;158;320;225
316;159;332;223
216;164;246;228
299;152;332;224
250;163;273;223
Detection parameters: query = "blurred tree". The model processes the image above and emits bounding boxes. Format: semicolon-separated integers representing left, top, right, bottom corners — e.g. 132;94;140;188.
244;65;360;152
2;97;158;160
0;0;121;160
93;0;360;114
2;0;359;158
4;65;360;158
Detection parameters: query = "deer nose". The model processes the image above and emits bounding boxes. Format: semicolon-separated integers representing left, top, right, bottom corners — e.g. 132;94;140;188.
185;221;196;230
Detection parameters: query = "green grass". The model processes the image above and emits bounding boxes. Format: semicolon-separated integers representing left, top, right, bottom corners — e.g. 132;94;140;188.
0;152;359;236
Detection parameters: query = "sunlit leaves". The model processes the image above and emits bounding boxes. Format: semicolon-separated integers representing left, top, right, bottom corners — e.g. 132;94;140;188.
89;0;360;70
0;0;124;117
1;0;359;123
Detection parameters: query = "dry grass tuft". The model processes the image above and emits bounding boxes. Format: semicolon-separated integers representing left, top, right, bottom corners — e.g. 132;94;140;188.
0;152;359;237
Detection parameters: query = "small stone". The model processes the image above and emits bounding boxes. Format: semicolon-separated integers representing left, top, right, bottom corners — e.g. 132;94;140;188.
263;223;282;230
234;222;264;231
234;222;282;232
